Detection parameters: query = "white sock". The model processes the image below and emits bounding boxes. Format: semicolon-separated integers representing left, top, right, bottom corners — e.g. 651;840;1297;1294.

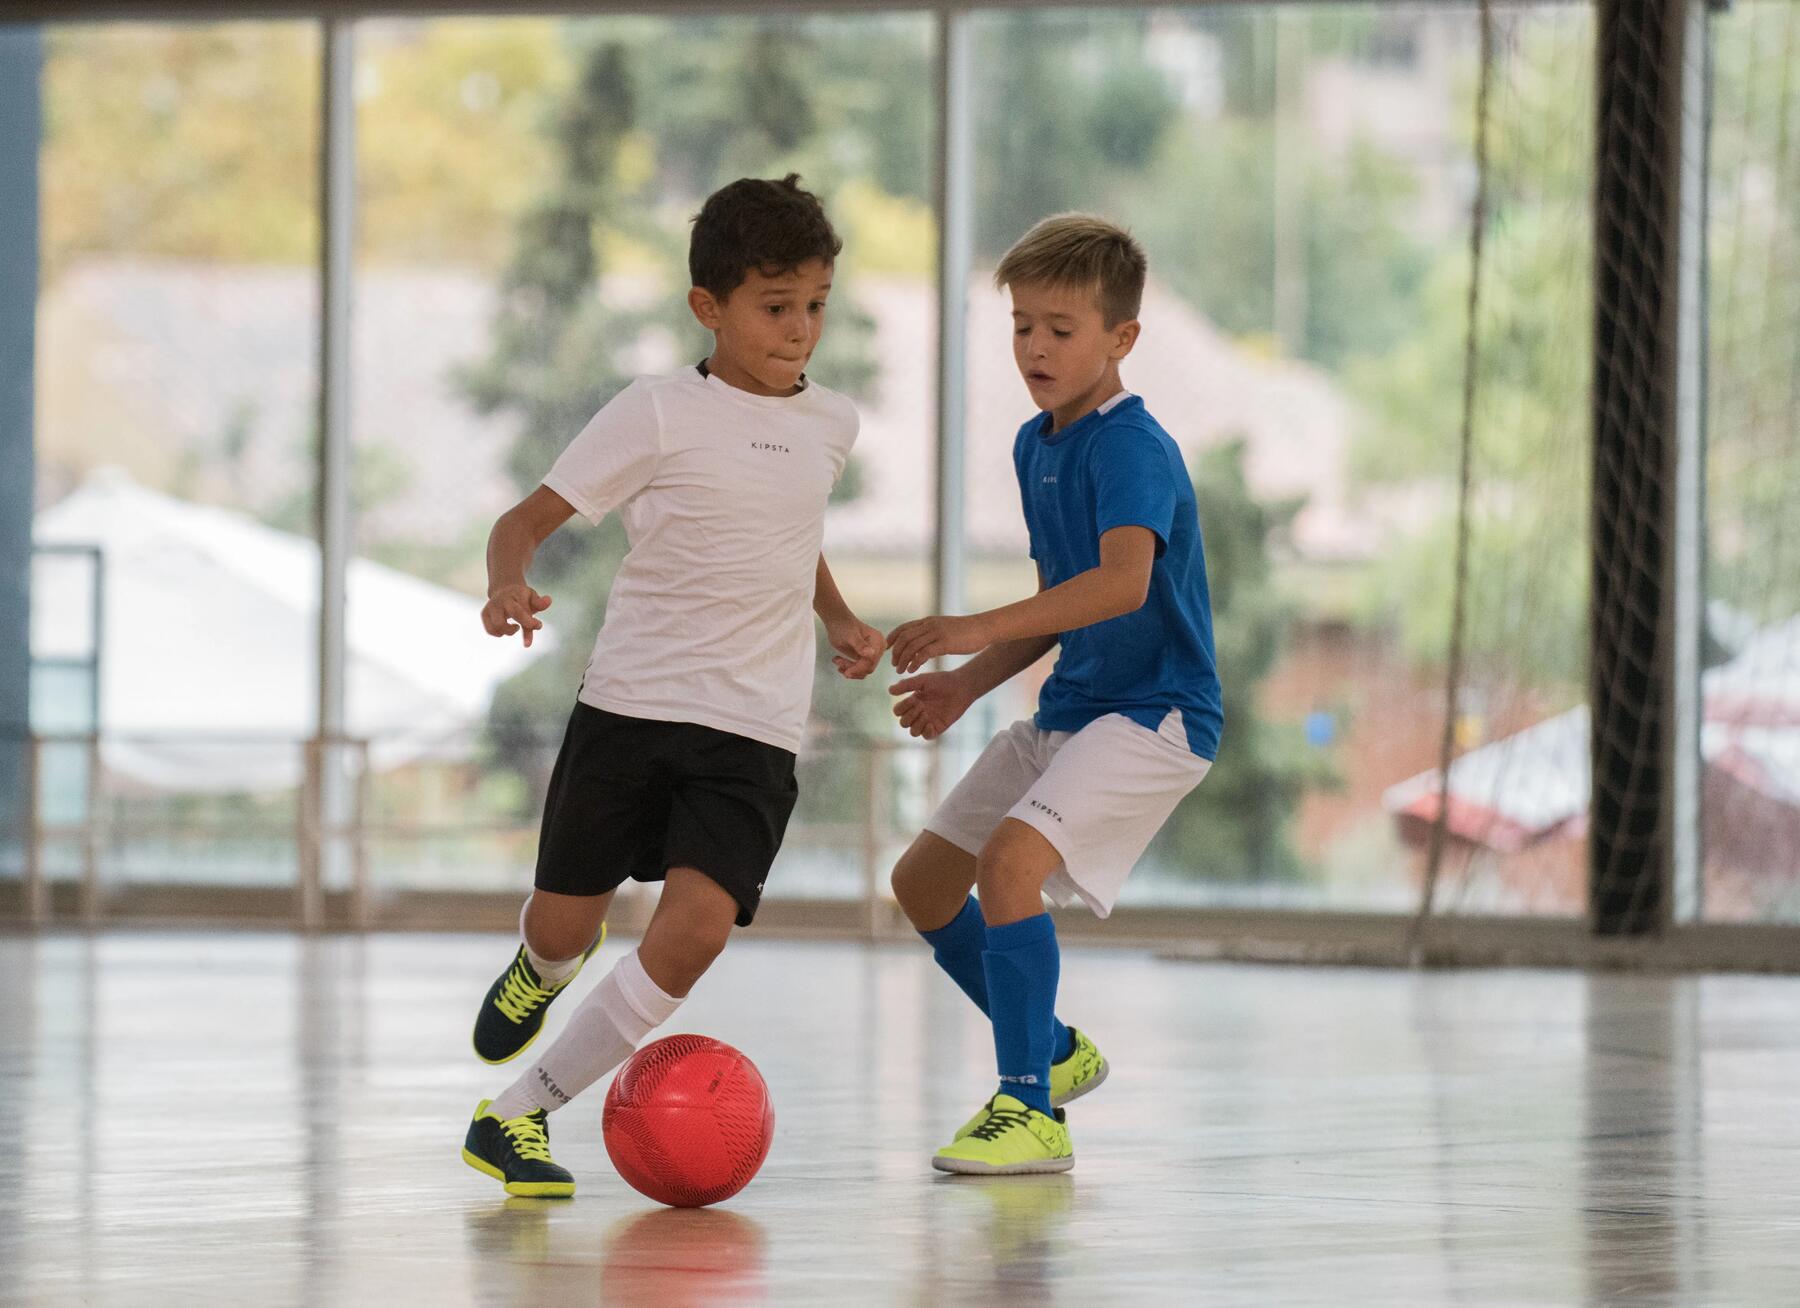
489;949;682;1119
520;897;584;987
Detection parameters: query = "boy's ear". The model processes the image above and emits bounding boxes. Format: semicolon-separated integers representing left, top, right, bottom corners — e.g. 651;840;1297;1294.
1111;318;1142;360
688;286;722;331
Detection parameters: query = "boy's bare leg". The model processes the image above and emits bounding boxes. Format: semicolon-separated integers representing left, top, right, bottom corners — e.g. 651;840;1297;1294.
635;867;740;997
974;819;1061;926
890;832;980;933
473;889;613;1067
522;887;613;978
894;826;1080;1083
488;867;733;1119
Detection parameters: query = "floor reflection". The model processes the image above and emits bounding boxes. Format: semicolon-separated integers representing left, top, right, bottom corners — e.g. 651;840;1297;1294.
932;1173;1076;1296
1581;974;1704;1308
599;1206;767;1306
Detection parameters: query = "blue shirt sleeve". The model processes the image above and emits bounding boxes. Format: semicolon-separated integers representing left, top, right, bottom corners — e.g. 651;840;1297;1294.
1091;427;1176;556
1013;425;1039;560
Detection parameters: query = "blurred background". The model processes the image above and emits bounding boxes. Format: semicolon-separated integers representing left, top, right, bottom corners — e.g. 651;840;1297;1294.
2;1;1796;948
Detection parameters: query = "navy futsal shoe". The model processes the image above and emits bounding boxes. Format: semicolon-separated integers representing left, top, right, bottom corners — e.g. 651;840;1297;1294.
471;927;604;1064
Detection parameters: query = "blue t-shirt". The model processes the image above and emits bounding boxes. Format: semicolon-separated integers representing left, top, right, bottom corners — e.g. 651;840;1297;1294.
1013;393;1223;760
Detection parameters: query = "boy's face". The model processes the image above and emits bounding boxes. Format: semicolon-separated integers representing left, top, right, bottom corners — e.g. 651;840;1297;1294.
688;258;834;397
1008;281;1138;417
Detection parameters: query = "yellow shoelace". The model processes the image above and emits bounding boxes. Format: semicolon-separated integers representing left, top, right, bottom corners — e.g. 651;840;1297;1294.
500;1113;553;1163
494;960;554;1024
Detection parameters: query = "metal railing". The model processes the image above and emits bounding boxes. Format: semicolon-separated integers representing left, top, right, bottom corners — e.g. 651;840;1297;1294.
0;729;923;934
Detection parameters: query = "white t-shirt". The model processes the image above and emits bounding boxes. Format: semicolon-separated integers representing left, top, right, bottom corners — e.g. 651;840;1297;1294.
542;366;859;753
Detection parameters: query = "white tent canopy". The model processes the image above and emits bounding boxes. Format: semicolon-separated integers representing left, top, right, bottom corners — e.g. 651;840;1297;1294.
31;469;538;793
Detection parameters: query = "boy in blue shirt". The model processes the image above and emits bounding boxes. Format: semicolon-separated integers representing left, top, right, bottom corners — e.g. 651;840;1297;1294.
885;214;1222;1174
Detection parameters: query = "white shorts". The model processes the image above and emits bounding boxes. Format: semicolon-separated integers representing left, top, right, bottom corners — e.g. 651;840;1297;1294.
924;709;1212;918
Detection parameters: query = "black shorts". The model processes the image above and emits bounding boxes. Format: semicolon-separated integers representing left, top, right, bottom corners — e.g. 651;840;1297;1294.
533;703;799;927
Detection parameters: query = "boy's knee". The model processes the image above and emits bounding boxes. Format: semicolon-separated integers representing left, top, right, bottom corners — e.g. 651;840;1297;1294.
975;830;1055;904
523;902;601;962
974;842;1025;888
641;924;729;996
662;904;734;961
532;926;591;961
641;870;737;988
890;846;930;902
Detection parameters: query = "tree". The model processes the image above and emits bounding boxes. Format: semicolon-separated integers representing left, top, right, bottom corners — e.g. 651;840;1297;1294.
39;24;319;282
970;12;1180;262
1149;441;1331;884
1705;4;1800;625
1342;20;1594;696
461;36;647;793
465;25;893;812
39;20;570;279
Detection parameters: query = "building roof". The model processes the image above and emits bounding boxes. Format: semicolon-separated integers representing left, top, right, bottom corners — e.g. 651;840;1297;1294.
1384;615;1800;851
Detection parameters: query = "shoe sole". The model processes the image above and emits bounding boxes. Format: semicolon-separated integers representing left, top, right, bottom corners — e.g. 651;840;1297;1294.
470;927;606;1066
931;1153;1075;1176
472;1023;545;1067
461;1147;575;1198
1050;1056;1108;1110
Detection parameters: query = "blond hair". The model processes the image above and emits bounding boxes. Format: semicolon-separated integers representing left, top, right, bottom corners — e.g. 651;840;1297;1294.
994;213;1147;327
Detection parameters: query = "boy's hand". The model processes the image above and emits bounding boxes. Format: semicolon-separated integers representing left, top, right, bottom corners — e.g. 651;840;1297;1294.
886;614;989;674
827;616;886;680
483;583;552;647
889;669;975;740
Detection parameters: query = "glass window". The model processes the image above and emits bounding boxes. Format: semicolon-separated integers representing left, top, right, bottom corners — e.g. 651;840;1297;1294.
1702;0;1800;924
32;22;320;889
347;15;935;897
963;5;1594;913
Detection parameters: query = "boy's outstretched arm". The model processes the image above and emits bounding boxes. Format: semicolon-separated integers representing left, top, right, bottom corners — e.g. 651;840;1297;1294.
814;554;886;680
890;633;1056;740
482;485;576;647
889;568;1056;740
887;526;1156;674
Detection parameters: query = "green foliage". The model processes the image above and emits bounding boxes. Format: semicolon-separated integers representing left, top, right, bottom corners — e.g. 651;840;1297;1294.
463;24;894;801
40;24;320;283
1127;123;1431;369
1150;441;1332;884
970;12;1180;261
355;20;568;268
1706;4;1800;625
970;12;1432;373
457;37;656;777
1343;23;1593;693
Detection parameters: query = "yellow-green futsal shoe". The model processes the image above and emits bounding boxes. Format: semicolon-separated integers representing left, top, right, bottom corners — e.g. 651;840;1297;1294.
1049;1027;1108;1107
933;1095;1074;1176
953;1027;1108;1141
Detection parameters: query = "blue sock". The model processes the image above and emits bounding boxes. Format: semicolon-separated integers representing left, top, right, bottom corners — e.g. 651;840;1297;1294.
919;897;1074;1062
981;913;1059;1116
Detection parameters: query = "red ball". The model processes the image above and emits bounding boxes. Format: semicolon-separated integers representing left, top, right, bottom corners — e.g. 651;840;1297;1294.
603;1034;775;1208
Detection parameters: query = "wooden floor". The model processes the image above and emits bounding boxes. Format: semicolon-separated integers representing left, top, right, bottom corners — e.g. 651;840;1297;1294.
2;930;1797;1306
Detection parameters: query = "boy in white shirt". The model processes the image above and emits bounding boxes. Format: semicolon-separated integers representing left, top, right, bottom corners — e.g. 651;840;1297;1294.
461;174;883;1197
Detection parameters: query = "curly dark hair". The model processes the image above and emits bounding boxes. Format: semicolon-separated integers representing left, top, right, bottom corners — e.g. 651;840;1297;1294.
688;173;842;300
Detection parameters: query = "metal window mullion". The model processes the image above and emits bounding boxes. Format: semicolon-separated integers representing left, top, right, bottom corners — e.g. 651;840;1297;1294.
932;5;972;623
308;15;354;931
926;6;974;814
1668;0;1709;925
